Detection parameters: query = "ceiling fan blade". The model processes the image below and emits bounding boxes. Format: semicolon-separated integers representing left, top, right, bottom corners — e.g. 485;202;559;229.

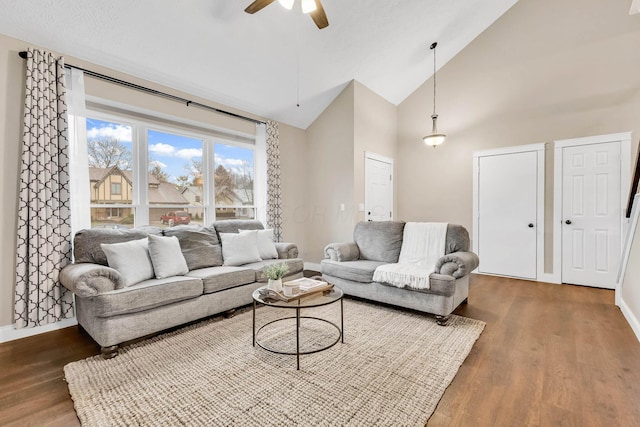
310;0;329;29
244;0;277;14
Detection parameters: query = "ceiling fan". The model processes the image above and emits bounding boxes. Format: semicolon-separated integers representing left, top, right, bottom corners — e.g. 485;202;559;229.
244;0;329;29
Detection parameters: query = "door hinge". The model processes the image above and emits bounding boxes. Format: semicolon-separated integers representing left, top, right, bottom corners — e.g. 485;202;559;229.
390;174;392;181
389;212;392;218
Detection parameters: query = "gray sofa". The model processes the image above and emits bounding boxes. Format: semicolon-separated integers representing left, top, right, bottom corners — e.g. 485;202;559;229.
321;221;478;324
60;220;302;357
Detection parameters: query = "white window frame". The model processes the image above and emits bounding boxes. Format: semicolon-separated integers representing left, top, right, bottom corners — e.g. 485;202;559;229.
83;100;262;228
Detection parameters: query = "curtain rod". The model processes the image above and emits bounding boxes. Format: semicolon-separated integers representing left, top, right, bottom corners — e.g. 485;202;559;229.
18;51;266;126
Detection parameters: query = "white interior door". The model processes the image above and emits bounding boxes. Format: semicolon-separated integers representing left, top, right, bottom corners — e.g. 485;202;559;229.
478;151;538;279
365;154;393;221
562;142;621;288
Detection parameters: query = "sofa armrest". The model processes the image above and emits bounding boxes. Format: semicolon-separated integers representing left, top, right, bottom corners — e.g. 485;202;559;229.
324;242;360;262
275;242;299;259
434;251;479;279
60;263;125;297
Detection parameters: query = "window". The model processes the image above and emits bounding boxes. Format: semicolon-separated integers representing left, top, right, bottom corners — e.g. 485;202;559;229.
83;110;261;229
111;182;122;195
86;118;135;228
148;129;204;228
214;143;255;220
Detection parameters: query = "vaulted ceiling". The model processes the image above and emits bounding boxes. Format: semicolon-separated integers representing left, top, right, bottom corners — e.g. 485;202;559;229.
0;0;519;128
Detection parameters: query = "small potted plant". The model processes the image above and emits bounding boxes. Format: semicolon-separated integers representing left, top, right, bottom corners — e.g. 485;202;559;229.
264;263;289;293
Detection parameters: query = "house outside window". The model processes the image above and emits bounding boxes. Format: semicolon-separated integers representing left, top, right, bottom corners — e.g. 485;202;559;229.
85;114;259;229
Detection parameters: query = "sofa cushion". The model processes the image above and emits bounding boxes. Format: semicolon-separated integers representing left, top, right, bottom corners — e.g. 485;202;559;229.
321;259;389;283
353;221;405;263
163;225;223;270
242;258;305;282
445;224;470;254
378;273;457;297
101;238;155;287
240;228;278;260
212;219;264;234
74;226;162;265
88;276;203;317
220;232;262;266
147;234;189;279
185;266;256;294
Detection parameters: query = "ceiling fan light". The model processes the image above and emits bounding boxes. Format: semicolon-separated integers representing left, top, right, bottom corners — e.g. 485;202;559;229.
279;0;294;10
301;0;317;13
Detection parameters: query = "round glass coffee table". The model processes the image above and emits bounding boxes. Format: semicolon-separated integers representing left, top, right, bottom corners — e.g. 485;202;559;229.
252;285;344;370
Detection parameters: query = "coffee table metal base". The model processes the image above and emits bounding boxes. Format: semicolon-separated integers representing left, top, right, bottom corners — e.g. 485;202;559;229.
252;299;344;370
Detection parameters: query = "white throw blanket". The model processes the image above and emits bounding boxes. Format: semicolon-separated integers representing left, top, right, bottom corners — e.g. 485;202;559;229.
373;222;448;290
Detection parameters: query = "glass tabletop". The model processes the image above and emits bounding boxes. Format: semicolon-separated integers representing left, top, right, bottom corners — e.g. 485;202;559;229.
252;285;343;309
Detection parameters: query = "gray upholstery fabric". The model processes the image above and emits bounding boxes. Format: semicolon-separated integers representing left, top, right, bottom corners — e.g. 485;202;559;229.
75;281;266;347
274;242;299;259
242;258;305;282
60;263;124;297
86;276;203;317
435;251;480;278
353;221;405;263
212;220;264;234
377;273;456;296
185;266;256;294
322;274;469;317
73;226;162;265
163;225;223;269
445;224;470;254
321;259;389;283
324;242;360;262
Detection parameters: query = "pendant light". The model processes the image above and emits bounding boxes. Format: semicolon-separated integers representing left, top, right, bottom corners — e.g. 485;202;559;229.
423;42;446;147
279;0;316;14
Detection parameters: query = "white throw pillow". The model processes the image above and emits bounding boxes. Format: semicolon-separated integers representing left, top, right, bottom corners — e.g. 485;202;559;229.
101;238;155;287
220;232;262;266
239;228;278;260
147;234;189;279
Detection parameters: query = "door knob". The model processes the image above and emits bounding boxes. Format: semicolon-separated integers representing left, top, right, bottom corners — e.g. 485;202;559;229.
565;220;572;225
528;223;534;228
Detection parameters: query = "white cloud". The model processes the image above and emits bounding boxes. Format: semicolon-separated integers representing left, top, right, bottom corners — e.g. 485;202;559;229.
149;143;202;161
175;148;203;160
87;124;132;142
149;143;175;156
215;155;247;170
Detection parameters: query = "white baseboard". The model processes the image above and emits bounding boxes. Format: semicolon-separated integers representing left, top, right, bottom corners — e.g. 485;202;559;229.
619;298;640;343
0;317;78;344
304;262;322;273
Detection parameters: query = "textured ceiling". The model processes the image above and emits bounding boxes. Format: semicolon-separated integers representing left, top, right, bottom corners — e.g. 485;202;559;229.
0;0;518;129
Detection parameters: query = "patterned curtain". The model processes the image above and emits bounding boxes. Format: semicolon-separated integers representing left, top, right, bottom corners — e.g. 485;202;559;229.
266;120;283;242
14;48;74;328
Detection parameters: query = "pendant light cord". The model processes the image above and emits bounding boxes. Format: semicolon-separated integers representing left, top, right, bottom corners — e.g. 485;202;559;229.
431;42;437;117
296;6;301;108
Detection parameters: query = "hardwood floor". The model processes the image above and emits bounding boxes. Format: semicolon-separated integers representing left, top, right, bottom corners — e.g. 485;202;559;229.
1;274;639;426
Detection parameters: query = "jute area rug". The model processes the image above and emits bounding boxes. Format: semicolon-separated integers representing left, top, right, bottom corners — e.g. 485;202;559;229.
64;299;484;426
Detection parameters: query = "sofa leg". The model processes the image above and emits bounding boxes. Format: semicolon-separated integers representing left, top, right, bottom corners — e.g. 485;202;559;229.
462;298;469;305
435;315;451;326
101;345;119;359
223;309;236;318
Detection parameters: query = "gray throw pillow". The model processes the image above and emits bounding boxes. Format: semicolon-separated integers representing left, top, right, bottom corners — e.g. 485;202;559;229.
220;232;262;266
163;225;223;270
74;226;162;265
354;221;406;263
147;234;189;279
100;238;154;287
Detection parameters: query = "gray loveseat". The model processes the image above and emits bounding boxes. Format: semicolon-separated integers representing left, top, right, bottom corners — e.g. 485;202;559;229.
321;221;478;324
60;220;302;357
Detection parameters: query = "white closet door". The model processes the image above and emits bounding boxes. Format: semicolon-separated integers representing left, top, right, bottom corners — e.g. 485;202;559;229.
562;142;621;288
478;151;538;279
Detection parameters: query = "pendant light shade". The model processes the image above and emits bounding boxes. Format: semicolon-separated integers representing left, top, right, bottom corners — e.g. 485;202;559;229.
279;0;294;9
423;42;446;148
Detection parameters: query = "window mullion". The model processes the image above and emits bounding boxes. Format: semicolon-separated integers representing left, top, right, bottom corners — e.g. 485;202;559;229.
135;125;150;226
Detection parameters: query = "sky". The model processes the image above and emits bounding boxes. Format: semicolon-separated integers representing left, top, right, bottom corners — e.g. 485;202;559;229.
86;118;254;184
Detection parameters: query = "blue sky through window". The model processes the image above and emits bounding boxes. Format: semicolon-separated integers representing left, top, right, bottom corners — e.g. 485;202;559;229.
86;118;254;184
